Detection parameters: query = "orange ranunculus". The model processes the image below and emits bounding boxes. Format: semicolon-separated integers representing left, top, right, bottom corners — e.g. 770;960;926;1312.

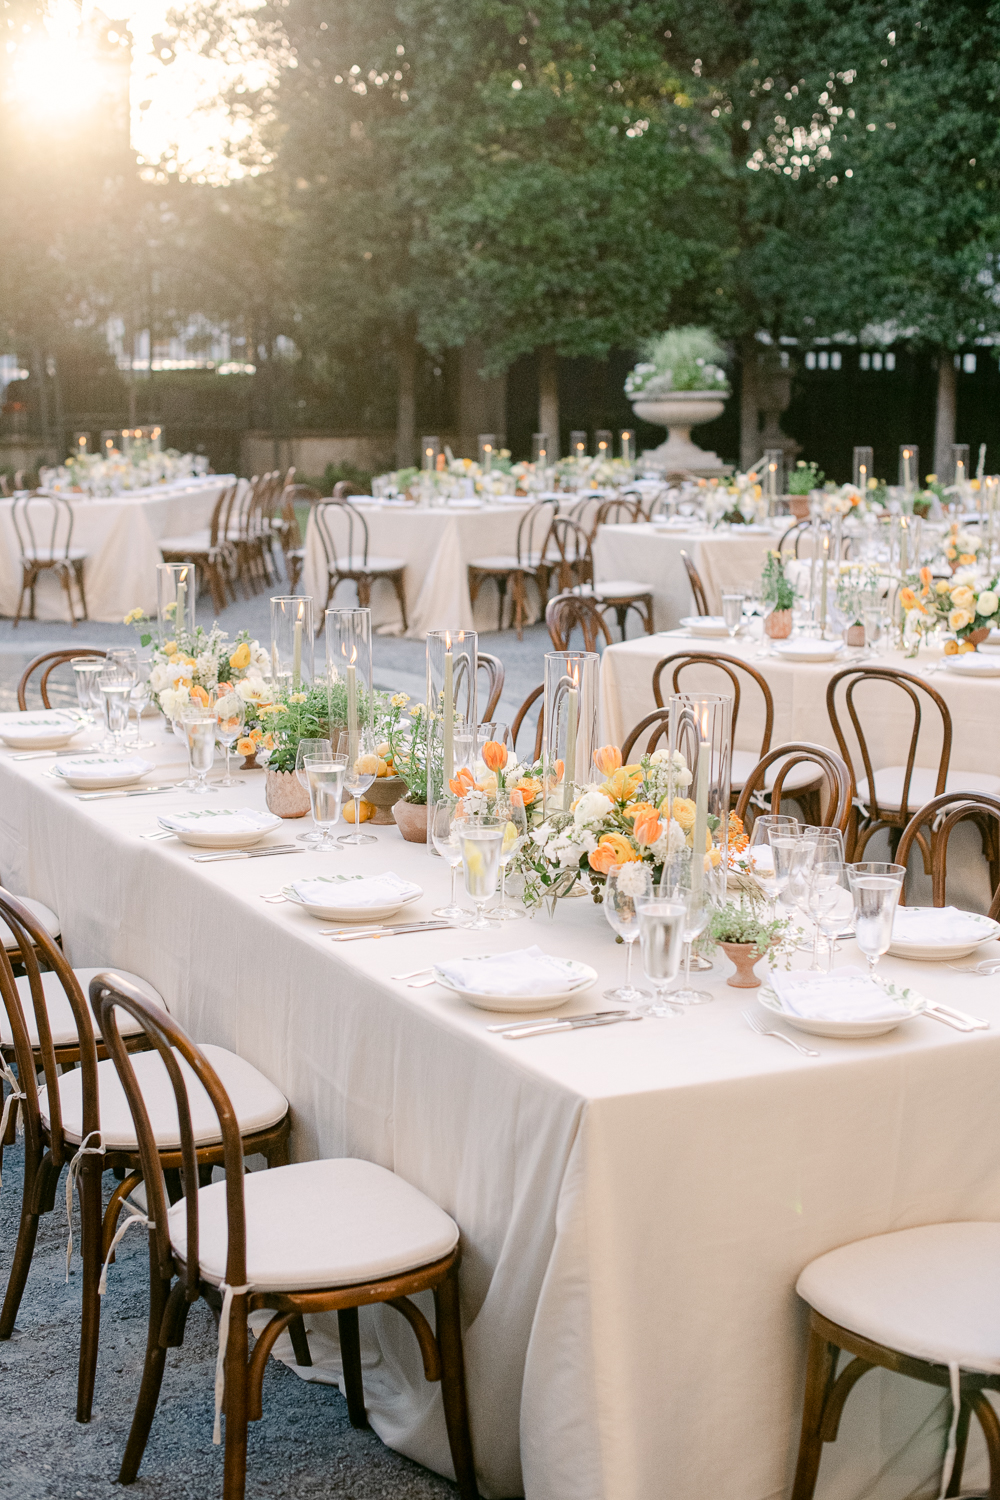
623;800;655;823
249;727;263;744
920;566;933;586
632;808;663;846
189;684;211;707
554;758;565;781
593;744;623;776
588;833;640;874
237;737;255;756
602;766;644;803
514;776;542;806
899;587;917;610
482;740;508;772
959;553;978;565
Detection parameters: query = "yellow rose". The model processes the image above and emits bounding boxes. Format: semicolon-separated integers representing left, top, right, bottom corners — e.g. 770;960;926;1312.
668;797;697;831
949;608;974;631
935;581;951;595
163;640;177;654
950;585;975;609
229;641;251;671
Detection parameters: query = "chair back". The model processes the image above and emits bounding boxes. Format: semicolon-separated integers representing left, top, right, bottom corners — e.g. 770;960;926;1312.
477;652;505;722
91;973;248;1303
315;500;370;574
515;501;557;569
231;477;257;543
826;666;952;827
566;495;604;541
18;647;106;710
621;707;672;760
333;480;369;500
679;550;710;615
208;482;238;549
0;474;11;497
279;498;303;551
511;683;544;762
896;792;1000;919
12;494;75;563
546;517;594;593
0;888;101;1173
733;742;852;831
777;520;812;559
595;496;642;529
653;652;774;761
545;591;611;652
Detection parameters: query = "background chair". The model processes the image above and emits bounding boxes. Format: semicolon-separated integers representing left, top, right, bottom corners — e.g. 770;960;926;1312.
477;652;505;722
511;684;544;762
159;481;238;614
679;549;710;616
734;742;852;834
18;648;105;710
621;707;672;760
314;500;408;630
545;592;612;653
468;500;556;637
12;494;89;626
897;791;1000;919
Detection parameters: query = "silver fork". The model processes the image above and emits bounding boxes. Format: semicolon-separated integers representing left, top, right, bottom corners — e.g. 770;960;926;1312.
947;960;1000;976
742;1008;820;1058
258;892;288;903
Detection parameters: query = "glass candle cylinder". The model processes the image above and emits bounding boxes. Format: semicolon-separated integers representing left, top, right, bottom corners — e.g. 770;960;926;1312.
426;629;478;809
100;430;118;458
898;444;919;492
532;433;550;467
156;562;197;641
542;651;600;815
72;431;90;456
326;607;373;751
421;437;440;472
853;446;874;493
569;431;588;461
951;443;970;491
620;430;636;466
271;595;314;690
595;429;613;461
763;448;784;501
666;694;733;895
478;435;497;472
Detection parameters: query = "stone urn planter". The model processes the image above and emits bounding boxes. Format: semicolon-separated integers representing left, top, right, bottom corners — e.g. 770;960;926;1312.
765;608;793;639
788;495;811;519
845;623;866;648
719;941;763;988
364;775;408;826
630;389;730;476
265;768;310;818
392;797;428;843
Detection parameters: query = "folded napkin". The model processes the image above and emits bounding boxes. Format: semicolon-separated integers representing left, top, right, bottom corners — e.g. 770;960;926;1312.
158;807;279;834
766;965;906;1023
291;873;421;909
2;717;79;740
436;946;578;996
55;755;153;781
891;905;991;944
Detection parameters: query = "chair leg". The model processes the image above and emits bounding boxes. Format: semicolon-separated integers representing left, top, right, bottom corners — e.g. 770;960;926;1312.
337;1307;368;1427
790;1322;839;1500
76;1158;104;1422
0;1140;43;1338
74;560;89;621
946;1399;973;1498
434;1268;480;1500
357;576;372;610
288;1314;313;1370
222;1296;250;1500
495;576;508;631
118;1257;172;1484
968;1389;1000;1500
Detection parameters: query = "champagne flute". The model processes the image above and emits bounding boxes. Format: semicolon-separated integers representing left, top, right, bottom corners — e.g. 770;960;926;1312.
635;897;686;1017
796;833;845;964
721;590;745;640
660;851;713;1004
295;738;333;843
493;790;528;921
748;814;798;917
306;759;347;851
460;817;504;930
430;800;472;921
214;688;245;788
171;709;198;789
181;706;217;794
129;658;156;748
338;727;378;845
847;861;906;973
602;863;653;1007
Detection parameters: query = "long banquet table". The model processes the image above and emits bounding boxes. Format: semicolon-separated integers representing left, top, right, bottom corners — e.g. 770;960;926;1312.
302;499;533;638
0;478;234;623
592;520;779;629
2;727;1000;1498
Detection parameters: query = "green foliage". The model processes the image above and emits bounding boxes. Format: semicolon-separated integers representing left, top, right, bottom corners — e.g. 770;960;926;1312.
705;897;789;961
626;325;730;395
760;550;796;610
787;460;824;495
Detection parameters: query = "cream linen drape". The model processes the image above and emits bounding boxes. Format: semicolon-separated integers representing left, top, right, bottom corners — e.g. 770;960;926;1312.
592;522;778;630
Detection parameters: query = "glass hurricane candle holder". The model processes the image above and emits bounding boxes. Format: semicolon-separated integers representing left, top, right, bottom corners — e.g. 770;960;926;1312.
665;693;733;895
898;444;919;493
478;435;497;472
595;430;613;461
569;431;588;462
853;446;874;493
326;607;373;755
156;562;197;641
271;596;314;691
951;443;970;492
532;433;550;467
763;449;783;503
421;436;440;472
542;651;599;815
620;430;636;467
426;630;477;817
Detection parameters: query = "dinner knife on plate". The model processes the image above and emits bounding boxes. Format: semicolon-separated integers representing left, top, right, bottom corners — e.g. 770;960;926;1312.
487;1009;626;1033
76;785;180;801
189;845;299;863
13;747;94;761
503;1013;643;1040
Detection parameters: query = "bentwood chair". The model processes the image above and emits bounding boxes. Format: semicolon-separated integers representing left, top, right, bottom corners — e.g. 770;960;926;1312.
468;499;556;636
511;684;544;762
159;482;239;614
679;550;710;616
733;743;852;835
827;666;1000;870
897;792;1000;919
622;707;673;761
0;892;291;1426
17;647;106;709
314;500;408;631
93;973;481;1500
545;592;612;653
12;494;89;626
477;652;505;723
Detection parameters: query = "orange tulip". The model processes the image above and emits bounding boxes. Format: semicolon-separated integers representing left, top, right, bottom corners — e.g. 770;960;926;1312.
632;808;663;847
593;744;623;776
588;833;640;874
602;767;644;803
449;767;481;796
624;800;655;823
919;566;933;586
189;684;211;707
899;587;916;610
482;740;508;772
514;776;541;806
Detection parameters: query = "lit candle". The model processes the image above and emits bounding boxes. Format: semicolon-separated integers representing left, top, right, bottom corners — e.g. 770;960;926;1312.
820;534;829;635
176;575;187;636
443;634;454;784
903;449;912;491
292;616;303;690
565;675;578;805
346;647;357;739
692;723;709;894
858;463;867;488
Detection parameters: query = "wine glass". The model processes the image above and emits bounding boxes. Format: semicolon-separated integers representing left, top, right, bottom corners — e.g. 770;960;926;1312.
98;665;133;753
128;658;156;749
660;851;713;1004
771;829;816;916
847;861;906;973
306;759;347;851
808;861;851;972
460;815;504;930
794;833;844;964
171;708;198;789
721;590;744;639
493;790;528;920
635;897;686;1017
214;688;246;788
180;706;217;794
71;658;103;724
295;738;333;844
338;727;378;845
430;800;473;922
602;863;652;1007
747;814;798;916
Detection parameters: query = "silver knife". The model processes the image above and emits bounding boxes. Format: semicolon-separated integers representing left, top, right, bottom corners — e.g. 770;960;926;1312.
13;747;93;761
325;921;453;941
190;845;298;863
503;1013;643;1040
487;1009;626;1033
77;785;180;801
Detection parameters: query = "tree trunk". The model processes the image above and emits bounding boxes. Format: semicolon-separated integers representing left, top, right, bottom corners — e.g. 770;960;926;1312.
739;336;759;471
396;328;417;470
934;354;957;482
538;345;559;457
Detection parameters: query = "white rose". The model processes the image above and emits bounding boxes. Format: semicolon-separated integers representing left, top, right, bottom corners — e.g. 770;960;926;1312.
617;862;650;898
149;663;173;693
249;641;270;672
159;686;189;720
216;690;241;717
573;790;613;826
976;590;999;617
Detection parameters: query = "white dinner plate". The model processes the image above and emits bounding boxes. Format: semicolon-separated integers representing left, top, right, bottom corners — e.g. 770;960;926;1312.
887;906;1000;961
0;712;86;750
759;979;926;1038
943;653;1000;677
282;878;424;923
433;957;597;1013
680;616;730;637
156;811;283;848
52;755;155;790
772;639;846;663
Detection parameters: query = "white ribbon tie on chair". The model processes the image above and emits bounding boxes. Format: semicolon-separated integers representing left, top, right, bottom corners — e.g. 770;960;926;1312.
213;1280;252;1445
64;1130;105;1281
98;1203;152;1295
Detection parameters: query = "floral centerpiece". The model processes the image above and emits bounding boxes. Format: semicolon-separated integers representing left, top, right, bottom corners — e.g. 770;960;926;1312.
787;460;824;496
898;568;1000;652
760;551;796;635
48;447;209;498
836;561;882;636
942;521;981;572
624;326;730;399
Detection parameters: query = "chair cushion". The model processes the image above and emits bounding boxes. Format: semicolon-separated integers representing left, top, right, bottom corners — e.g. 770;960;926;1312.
159;533;213;554
2;968;164;1049
797;1222;1000;1375
169;1157;459;1292
731;749;824;793
856;766;1000;811
469;553;545;571
22;548;88;562
590;581;653;599
330;556;404;574
0;898;60;951
38;1043;288;1151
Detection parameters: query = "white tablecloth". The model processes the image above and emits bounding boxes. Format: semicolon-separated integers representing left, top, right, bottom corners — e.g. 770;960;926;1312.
592;522;780;629
302;501;533;638
2;728;999;1499
0;478;233;623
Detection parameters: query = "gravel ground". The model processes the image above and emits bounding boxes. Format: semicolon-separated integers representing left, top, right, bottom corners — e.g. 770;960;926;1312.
0;1139;472;1499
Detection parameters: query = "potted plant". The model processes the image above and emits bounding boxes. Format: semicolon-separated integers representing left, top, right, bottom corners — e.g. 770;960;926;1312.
384;701;434;841
261;683;335;817
625;326;731;474
702;885;794;988
364;692;412;823
787;460;824;519
760;551;796;638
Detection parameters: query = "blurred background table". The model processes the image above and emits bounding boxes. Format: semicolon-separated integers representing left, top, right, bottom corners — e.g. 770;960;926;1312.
593;520;780;630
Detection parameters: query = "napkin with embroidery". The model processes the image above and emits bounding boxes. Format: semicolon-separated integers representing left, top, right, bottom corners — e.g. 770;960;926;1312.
891;906;993;945
291;873;421;908
435;946;579;996
766;965;907;1023
158;807;280;834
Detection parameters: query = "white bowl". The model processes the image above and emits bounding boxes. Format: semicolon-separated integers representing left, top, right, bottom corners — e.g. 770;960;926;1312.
887;907;1000;961
52;755;155;790
943;653;1000;677
0;712;86;750
758;980;926;1038
680;616;730;637
772;639;845;663
282;879;423;923
433;958;597;1013
157;811;283;848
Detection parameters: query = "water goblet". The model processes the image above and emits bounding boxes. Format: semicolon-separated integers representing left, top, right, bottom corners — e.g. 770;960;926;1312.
721;590;745;640
747;814;798;916
602;863;653;1006
430;799;474;921
808;862;851;972
635;897;686;1017
171;712;198;789
295;738;333;843
771;830;816;918
493;790;528;921
847;861;906;973
214;688;246;788
660;852;713;1004
71;658;103;724
338;728;379;845
98;665;133;753
181;706;217;794
306;759;347;851
460;816;504;930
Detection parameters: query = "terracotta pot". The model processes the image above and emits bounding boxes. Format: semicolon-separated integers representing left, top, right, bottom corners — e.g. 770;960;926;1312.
765;608;793;639
719;941;763;988
392;798;428;843
265;768;310;818
364;775;408;825
845;623;866;648
788;495;810;519
240;750;260;770
966;626;991;648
